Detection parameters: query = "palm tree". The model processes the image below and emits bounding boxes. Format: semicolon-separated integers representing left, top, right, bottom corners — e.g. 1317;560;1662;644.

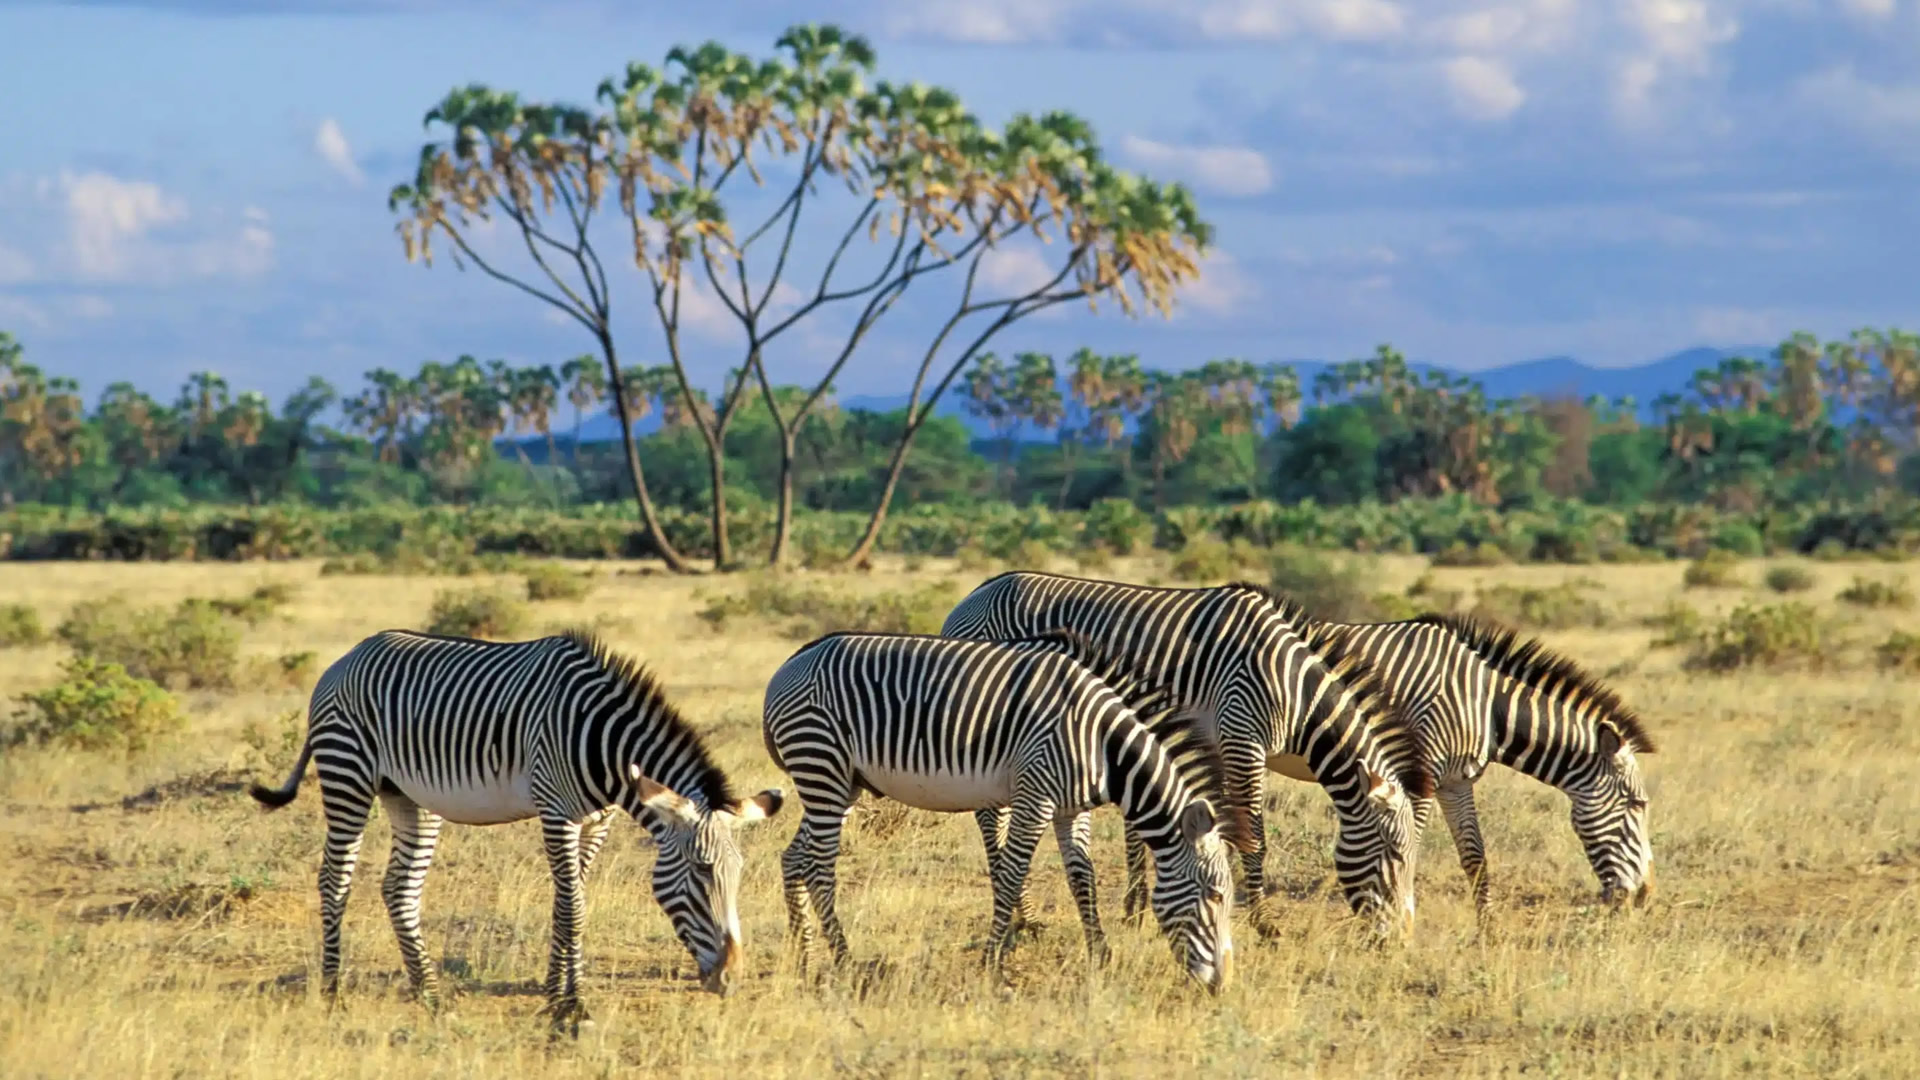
560;355;607;465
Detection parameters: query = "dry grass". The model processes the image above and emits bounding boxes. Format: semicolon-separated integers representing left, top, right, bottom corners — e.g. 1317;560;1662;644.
1;555;1917;1078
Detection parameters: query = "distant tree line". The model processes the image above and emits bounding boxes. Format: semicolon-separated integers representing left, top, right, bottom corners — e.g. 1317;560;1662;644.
4;326;1917;542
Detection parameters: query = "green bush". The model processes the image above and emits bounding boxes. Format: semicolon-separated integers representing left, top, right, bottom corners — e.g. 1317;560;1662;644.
1168;537;1264;584
1081;498;1153;556
6;657;185;754
0;604;46;647
1875;631;1920;674
426;587;529;639
1682;550;1743;589
1644;600;1706;649
246;650;320;689
208;583;298;625
1268;545;1387;622
1762;565;1816;593
1472;580;1610;630
1405;573;1464;616
1684;602;1833;673
698;576;960;641
57;596;241;690
1429;542;1510;568
1836;576;1914;610
1712;522;1767;557
523;563;596;602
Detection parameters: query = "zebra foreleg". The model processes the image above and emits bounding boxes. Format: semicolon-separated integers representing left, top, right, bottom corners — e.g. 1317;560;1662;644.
1223;744;1271;918
377;792;444;1009
975;807;1044;934
984;798;1049;977
1122;822;1152;927
576;808;616;883
537;815;592;1031
1052;809;1110;967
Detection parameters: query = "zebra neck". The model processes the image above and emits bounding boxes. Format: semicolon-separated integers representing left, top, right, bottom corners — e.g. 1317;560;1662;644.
1274;647;1384;794
1489;683;1600;787
1100;719;1191;854
596;701;728;815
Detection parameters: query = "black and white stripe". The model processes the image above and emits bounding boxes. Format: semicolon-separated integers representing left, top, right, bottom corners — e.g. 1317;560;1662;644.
1320;613;1657;911
941;572;1435;931
249;629;784;1025
760;629;1248;992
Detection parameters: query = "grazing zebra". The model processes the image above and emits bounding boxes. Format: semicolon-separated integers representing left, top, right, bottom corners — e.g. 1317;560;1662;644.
249;628;784;1025
940;572;1434;931
760;629;1249;992
1312;612;1657;911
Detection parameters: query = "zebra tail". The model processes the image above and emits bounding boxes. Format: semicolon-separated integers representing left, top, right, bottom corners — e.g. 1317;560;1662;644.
249;735;315;809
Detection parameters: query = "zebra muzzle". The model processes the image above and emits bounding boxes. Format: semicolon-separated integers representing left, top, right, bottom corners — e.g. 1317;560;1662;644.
700;938;743;996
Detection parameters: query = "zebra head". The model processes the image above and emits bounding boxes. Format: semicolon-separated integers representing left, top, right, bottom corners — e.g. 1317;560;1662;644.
1151;798;1238;994
1569;720;1654;908
1333;769;1420;934
628;767;786;995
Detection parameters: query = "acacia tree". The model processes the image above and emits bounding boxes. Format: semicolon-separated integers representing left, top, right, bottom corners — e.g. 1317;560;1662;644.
558;354;608;465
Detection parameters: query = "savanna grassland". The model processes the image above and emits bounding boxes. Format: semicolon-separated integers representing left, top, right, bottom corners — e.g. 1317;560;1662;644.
1;552;1916;1078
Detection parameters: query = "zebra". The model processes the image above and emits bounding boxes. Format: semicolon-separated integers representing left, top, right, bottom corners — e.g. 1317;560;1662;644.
248;628;785;1026
759;629;1250;992
1311;612;1658;912
939;571;1435;932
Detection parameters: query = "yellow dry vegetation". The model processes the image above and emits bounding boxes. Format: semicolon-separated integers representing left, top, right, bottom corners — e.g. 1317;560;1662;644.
1;555;1916;1078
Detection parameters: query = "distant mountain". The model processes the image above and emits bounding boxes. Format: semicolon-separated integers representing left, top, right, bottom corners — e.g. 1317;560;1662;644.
545;345;1766;444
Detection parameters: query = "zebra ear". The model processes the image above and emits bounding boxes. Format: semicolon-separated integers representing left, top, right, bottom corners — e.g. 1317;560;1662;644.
1179;799;1219;844
1365;770;1403;806
1596;723;1624;758
726;787;785;823
629;766;699;826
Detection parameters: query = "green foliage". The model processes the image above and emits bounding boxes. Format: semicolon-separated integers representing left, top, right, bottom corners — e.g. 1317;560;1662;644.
425;588;529;639
1874;631;1920;675
56;596;241;690
1166;537;1264;583
522;563;595;602
0;604;46;648
1836;576;1914;609
1405;573;1464;615
1472;580;1611;630
207;583;298;625
1763;565;1817;593
1712;522;1767;557
6;657;185;754
1682;602;1833;673
1429;542;1511;568
1267;545;1389;622
246;651;320;689
1683;550;1744;589
698;577;961;641
1645;600;1706;648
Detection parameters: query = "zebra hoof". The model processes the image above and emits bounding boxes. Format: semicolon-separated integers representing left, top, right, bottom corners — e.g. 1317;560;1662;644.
1088;941;1114;969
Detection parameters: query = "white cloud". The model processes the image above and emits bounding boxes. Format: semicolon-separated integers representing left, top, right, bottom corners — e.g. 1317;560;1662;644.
1612;0;1740;120
978;244;1058;296
25;172;274;284
883;0;1408;44
1797;65;1920;155
1119;135;1276;196
1176;250;1256;316
0;295;49;331
314;117;366;186
0;293;115;333
1836;0;1895;18
1442;56;1527;121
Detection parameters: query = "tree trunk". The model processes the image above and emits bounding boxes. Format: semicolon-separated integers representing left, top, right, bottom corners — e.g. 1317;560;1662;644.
844;423;921;567
1055;442;1077;510
600;340;690;573
769;428;798;568
705;442;731;570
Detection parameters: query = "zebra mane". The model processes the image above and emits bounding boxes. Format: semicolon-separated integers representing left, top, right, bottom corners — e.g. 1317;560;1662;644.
1408;612;1656;755
1220;580;1437;801
556;628;741;809
999;627;1177;720
1149;706;1258;854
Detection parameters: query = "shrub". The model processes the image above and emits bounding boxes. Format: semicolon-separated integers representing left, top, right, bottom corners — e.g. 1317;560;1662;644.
1684;602;1833;673
426;587;529;639
523;563;595;602
1405;573;1464;616
245;650;320;689
1875;631;1920;674
1081;498;1153;556
1762;565;1816;594
0;604;46;648
1644;600;1706;649
6;657;185;754
1267;545;1386;622
1472;580;1610;630
698;577;960;640
1429;542;1511;568
57;596;240;690
209;583;297;625
1168;537;1265;584
1712;522;1766;557
1836;576;1914;610
1682;550;1743;589
954;545;999;574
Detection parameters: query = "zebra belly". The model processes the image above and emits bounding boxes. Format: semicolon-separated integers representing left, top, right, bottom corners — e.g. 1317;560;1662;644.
385;769;539;826
1268;752;1318;783
855;764;1013;813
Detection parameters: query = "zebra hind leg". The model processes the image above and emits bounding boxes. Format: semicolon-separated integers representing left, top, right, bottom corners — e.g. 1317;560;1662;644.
983;798;1050;979
788;805;854;967
976;807;1044;936
537;815;592;1034
315;772;372;1003
1052;809;1110;967
377;792;445;1010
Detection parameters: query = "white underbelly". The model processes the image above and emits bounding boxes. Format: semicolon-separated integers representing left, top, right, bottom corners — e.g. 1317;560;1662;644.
391;771;538;826
1268;752;1318;784
858;764;1012;813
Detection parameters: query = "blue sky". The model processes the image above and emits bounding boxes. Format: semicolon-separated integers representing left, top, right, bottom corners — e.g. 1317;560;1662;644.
1;0;1915;407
